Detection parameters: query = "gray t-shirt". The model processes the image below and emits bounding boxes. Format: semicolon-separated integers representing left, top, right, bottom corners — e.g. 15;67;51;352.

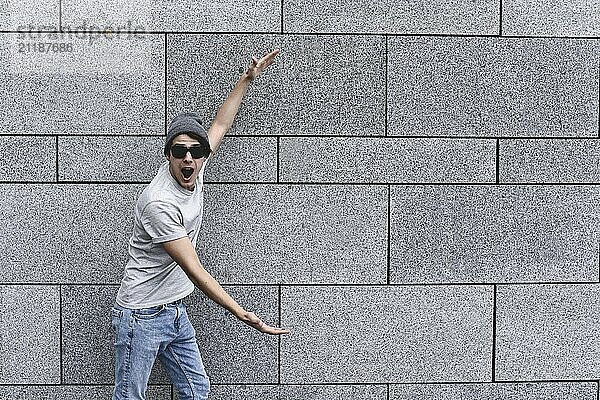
116;160;207;309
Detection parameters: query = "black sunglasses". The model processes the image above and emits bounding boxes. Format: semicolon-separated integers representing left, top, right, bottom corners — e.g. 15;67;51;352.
170;144;211;159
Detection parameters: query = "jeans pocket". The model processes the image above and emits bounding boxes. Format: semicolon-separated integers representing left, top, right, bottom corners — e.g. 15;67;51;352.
110;307;123;345
132;304;166;320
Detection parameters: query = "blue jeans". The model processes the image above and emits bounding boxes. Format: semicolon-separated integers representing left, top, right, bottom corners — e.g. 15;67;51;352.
111;300;210;400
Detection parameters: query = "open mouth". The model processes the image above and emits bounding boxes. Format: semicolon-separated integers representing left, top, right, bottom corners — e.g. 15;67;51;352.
181;167;194;180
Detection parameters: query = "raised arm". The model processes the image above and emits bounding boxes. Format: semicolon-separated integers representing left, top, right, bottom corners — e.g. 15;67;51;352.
207;49;280;155
162;237;290;335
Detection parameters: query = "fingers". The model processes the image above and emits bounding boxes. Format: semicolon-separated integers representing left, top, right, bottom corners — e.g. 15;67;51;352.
258;320;290;335
244;311;290;335
263;49;280;62
260;49;280;67
249;49;280;74
261;324;291;335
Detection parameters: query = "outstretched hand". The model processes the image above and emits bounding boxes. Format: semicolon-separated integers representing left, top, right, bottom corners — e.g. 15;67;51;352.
244;49;280;80
241;311;290;335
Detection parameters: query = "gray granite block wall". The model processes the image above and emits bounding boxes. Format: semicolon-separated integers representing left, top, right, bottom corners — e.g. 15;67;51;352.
2;1;600;399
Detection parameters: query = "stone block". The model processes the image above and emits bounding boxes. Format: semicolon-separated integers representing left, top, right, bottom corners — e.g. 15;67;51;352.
280;285;493;383
61;285;170;384
186;286;280;384
206;385;387;399
168;34;385;136
280;137;495;183
500;139;600;183
59;136;277;182
284;0;499;34
61;285;280;385
0;136;56;181
0;33;164;135
280;384;387;399
199;184;387;284
204;137;278;183
390;382;598;399
0;184;141;284
503;0;600;36
0;0;58;31
496;284;600;380
388;37;599;137
58;136;164;182
205;385;278;400
390;185;600;283
0;385;171;399
0;285;60;384
61;0;280;32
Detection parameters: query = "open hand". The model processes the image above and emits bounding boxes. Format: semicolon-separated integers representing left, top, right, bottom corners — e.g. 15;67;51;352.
241;311;290;335
244;49;280;80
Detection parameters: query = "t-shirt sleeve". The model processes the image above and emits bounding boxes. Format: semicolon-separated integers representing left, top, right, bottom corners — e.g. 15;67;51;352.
140;201;188;244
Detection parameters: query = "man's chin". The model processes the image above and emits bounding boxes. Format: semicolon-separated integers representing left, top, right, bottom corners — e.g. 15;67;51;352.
177;175;196;191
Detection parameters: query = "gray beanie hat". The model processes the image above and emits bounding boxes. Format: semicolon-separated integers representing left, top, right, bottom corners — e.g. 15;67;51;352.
164;112;211;156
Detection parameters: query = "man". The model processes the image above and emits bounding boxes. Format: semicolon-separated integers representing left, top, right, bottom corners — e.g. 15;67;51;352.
111;49;289;400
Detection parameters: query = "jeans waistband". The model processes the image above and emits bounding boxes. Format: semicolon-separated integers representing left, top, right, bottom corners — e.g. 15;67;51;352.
114;298;185;311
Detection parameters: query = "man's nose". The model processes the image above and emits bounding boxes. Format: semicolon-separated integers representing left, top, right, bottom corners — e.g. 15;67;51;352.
183;150;193;161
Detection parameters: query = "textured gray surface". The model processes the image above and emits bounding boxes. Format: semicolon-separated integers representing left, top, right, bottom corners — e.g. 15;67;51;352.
0;286;60;384
207;385;388;400
199;184;387;284
0;0;58;30
0;385;171;399
496;284;600;380
168;34;385;136
0;136;55;181
204;137;278;182
62;0;280;32
59;136;164;182
0;33;164;135
390;382;598;399
62;285;170;384
207;385;278;400
186;287;279;383
280;385;387;399
390;185;600;283
500;139;600;183
280;137;496;183
0;184;141;284
388;37;599;137
280;285;493;383
503;0;600;36
284;0;498;34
